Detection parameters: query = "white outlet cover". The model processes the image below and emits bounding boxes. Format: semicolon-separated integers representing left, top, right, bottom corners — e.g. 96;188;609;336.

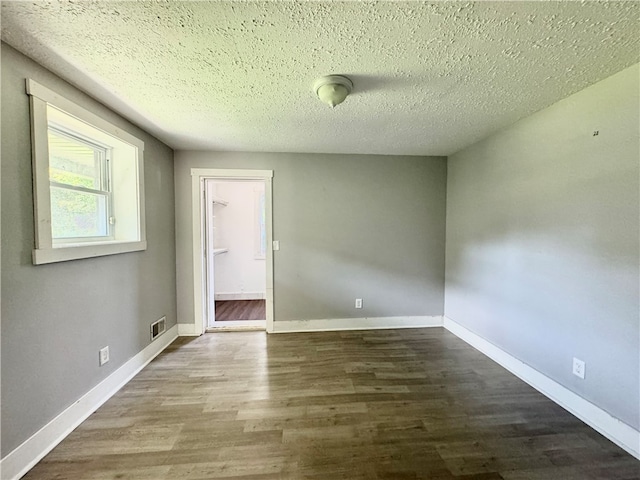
99;346;110;366
355;298;363;309
572;357;585;379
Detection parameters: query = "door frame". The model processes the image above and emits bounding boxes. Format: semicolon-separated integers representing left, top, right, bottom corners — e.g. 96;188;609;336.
191;168;274;334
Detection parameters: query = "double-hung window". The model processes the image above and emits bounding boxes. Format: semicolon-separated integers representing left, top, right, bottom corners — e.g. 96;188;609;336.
48;125;112;241
27;79;146;264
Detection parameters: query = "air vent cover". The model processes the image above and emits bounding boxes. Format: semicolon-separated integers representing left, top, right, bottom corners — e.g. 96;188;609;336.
151;316;166;341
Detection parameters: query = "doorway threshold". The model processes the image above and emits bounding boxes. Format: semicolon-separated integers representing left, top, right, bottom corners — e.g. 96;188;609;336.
206;319;266;332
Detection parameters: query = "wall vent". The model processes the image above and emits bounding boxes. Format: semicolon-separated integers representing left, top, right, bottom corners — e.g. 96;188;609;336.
151;316;166;341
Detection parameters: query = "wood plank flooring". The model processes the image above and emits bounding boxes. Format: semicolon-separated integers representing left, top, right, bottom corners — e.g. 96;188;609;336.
215;300;266;321
23;329;639;479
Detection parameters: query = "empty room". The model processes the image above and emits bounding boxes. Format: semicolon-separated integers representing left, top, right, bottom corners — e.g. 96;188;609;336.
1;1;639;479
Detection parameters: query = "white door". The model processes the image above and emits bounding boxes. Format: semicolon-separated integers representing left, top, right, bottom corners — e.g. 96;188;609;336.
203;178;218;328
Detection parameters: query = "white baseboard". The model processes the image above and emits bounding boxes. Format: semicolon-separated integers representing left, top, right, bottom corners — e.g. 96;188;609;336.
443;317;640;459
0;325;178;480
272;316;443;333
214;292;265;301
177;323;200;336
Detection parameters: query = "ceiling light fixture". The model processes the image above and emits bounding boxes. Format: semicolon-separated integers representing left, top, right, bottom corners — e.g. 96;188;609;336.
313;75;353;108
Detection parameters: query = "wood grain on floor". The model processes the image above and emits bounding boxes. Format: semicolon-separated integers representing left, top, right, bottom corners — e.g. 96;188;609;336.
215;299;265;321
23;329;639;479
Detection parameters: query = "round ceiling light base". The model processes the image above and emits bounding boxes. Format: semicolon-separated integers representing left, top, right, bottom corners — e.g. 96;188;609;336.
313;75;353;108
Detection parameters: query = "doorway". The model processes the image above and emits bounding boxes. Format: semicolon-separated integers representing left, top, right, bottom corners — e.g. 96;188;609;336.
204;178;267;330
191;168;274;334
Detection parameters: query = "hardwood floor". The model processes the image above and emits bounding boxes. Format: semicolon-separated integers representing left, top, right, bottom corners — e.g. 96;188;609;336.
215;300;266;321
23;329;638;479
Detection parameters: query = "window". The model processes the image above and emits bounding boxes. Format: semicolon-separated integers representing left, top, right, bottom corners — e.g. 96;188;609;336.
27;79;146;264
48;126;112;240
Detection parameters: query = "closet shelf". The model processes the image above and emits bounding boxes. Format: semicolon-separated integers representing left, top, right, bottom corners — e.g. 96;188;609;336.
213;248;229;256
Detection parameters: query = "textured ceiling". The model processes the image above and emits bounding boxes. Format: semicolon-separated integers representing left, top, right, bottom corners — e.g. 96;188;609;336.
2;1;638;156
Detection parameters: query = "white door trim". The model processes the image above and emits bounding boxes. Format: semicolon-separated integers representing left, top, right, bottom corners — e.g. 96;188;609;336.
191;168;275;334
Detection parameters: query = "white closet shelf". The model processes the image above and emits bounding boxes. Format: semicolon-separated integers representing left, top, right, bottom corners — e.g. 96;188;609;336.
212;196;229;206
213;248;229;256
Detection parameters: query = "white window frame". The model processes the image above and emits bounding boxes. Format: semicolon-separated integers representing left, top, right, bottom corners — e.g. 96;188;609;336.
27;79;146;265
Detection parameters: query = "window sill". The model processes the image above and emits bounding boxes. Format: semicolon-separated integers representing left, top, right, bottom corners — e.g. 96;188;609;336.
33;240;147;265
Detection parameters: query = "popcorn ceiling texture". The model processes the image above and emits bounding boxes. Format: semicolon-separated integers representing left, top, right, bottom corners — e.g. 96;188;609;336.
1;1;638;155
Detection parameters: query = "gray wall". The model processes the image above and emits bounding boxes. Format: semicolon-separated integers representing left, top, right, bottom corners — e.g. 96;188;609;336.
175;152;447;325
445;64;639;429
1;43;177;456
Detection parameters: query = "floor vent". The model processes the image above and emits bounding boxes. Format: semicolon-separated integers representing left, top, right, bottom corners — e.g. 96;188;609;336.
151;316;166;341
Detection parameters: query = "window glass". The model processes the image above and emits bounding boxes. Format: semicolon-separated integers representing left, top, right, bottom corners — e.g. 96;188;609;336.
47;126;111;240
50;187;109;239
48;128;105;190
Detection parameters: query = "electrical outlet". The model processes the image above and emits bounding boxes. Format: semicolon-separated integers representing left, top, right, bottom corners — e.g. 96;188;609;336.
272;240;280;251
99;346;110;366
572;357;585;379
355;298;363;309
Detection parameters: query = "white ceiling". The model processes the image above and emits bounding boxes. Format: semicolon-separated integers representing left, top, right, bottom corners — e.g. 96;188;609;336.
2;1;638;156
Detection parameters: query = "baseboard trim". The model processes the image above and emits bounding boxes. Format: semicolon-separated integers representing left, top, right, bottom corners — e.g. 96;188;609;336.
443;317;640;459
214;292;265;301
0;325;178;480
177;323;200;336
272;316;443;333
